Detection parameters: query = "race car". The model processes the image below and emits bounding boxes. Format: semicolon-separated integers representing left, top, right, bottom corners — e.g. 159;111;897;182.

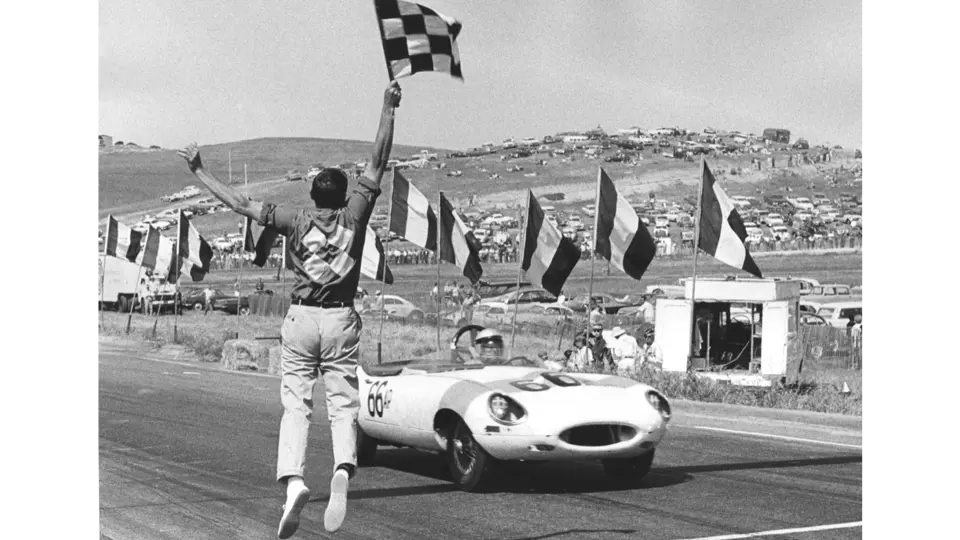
356;325;672;492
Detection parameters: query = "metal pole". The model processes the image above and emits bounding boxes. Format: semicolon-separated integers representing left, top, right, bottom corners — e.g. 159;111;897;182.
508;191;530;356
689;157;707;368
586;168;602;348
435;177;442;361
228;150;232;184
99;216;109;330
174;210;182;343
236;164;247;339
378;167;395;364
125;265;144;334
750;303;756;371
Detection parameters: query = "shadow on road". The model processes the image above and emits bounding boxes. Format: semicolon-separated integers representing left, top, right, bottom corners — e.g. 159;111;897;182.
489;529;639;540
655;454;862;475
346;449;860;499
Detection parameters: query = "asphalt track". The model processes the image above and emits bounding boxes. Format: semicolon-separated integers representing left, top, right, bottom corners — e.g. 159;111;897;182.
99;344;862;540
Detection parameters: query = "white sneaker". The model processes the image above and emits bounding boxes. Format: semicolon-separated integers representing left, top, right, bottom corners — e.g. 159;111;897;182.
277;486;310;539
323;469;350;532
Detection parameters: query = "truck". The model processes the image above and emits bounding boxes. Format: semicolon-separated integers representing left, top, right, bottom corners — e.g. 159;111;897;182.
99;255;142;311
761;128;791;144
99;255;181;313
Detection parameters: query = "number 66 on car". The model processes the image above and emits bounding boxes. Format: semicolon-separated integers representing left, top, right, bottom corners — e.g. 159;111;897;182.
355;327;672;492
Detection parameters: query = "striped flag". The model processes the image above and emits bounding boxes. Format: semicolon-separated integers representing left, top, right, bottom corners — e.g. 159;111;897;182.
361;227;394;285
594;168;657;280
697;161;763;278
244;216;281;268
439;192;482;284
521;191;580;296
105;215;144;262
136;226;176;278
177;210;214;281
389;170;437;251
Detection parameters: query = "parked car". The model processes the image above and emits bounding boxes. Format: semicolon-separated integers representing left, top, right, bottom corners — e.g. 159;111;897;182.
182;288;230;310
213;293;250;316
564;293;640;315
362;295;425;322
815;301;862;328
809;284;852;297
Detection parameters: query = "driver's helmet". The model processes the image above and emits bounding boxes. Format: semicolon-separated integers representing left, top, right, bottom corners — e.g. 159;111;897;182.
474;328;505;361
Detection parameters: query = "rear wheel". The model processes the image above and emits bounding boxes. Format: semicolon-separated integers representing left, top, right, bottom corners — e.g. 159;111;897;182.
447;419;495;492
408;310;424;323
239;306;250;316
602;449;655;487
193;302;203;311
357;426;379;466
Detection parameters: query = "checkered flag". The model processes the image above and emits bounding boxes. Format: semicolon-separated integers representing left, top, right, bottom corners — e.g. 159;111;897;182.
374;0;463;80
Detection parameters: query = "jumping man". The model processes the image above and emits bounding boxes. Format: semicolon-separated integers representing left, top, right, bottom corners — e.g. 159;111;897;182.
178;81;402;537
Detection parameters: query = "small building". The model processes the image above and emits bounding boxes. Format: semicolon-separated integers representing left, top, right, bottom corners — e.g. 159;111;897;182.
99;134;113;147
655;278;801;386
761;128;791;144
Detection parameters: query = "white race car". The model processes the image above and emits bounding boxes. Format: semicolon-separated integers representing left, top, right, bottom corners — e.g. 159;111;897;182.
357;325;672;491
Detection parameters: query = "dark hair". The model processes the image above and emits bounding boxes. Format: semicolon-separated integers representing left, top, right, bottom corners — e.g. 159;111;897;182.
310;168;349;209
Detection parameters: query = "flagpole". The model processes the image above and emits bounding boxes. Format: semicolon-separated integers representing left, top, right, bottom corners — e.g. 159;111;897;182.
174;211;182;343
378;167;395;364
125;264;144;335
586;168;602;352
435;178;443;361
508;191;530;356
228;150;232;184
99;216;109;330
689;157;706;369
236;163;247;339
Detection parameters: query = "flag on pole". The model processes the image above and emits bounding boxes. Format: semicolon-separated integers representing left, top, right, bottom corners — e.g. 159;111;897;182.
244;216;282;268
361;227;395;285
389;170;437;250
697;162;763;278
373;0;463;80
177;210;214;281
105;216;144;262
136;226;176;278
521;191;580;296
439;192;483;284
594;168;657;280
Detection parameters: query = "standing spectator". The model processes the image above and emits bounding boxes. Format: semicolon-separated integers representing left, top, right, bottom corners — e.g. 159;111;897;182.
609;326;641;373
255;278;265;293
639;329;663;368
202;285;215;315
588;318;612;371
140;279;154;315
638;294;655;325
568;333;594;370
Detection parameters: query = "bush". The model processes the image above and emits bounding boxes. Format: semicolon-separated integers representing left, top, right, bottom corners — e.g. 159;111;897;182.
115;141;124;145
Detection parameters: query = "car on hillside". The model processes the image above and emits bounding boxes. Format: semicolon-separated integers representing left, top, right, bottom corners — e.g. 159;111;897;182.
764;213;785;227
771;226;791;240
472;302;575;329
486;287;558;307
355;325;673;491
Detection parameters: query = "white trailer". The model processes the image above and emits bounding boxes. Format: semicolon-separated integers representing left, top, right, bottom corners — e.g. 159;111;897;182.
99;255;142;311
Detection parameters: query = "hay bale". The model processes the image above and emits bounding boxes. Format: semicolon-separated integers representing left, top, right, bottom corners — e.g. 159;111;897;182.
221;339;271;372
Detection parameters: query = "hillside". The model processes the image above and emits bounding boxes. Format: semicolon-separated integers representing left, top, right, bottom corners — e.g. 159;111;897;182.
99;136;862;239
98;137;452;216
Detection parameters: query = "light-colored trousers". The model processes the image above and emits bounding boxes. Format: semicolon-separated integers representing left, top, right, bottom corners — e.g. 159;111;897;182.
276;304;361;483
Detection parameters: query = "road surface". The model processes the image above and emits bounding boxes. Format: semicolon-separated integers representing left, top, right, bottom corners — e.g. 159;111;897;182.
99;344;861;540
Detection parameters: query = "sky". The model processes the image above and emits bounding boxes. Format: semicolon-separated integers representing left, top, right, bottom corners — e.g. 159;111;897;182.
99;0;861;151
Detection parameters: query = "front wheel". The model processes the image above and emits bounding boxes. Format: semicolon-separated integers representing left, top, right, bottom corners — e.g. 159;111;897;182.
602;449;655;487
239;306;250;316
447;420;495;492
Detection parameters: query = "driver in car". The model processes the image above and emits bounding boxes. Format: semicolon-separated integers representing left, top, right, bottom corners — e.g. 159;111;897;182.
470;328;505;364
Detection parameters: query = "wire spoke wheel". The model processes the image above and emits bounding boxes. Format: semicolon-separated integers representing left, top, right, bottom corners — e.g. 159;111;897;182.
446;419;494;491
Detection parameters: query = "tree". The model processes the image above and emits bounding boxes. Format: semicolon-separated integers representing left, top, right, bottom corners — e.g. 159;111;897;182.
115;141;124;145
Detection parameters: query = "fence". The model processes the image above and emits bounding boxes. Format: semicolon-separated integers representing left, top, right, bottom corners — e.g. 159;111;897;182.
230;291;861;375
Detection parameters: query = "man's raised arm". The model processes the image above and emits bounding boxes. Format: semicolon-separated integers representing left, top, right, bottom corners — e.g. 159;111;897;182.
177;143;262;221
362;82;403;187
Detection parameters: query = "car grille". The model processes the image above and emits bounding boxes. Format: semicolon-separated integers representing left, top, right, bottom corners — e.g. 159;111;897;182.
559;424;638;447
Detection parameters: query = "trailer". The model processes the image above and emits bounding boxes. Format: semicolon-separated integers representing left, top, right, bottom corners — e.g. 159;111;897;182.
99;255;142;311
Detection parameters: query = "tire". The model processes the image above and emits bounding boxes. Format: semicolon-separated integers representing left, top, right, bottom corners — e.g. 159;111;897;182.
239;307;250;316
117;296;130;313
447;419;495;492
408;310;424;323
602;449;655;487
193;302;203;311
357;426;379;467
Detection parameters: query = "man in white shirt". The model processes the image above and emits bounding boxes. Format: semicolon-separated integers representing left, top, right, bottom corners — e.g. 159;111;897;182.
638;295;656;325
609;327;641;373
639;328;663;368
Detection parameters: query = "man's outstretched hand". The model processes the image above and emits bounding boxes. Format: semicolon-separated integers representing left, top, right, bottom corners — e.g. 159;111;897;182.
177;143;203;173
384;81;402;109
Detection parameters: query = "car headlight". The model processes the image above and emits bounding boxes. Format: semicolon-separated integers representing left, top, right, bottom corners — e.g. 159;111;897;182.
488;393;525;425
646;391;671;421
